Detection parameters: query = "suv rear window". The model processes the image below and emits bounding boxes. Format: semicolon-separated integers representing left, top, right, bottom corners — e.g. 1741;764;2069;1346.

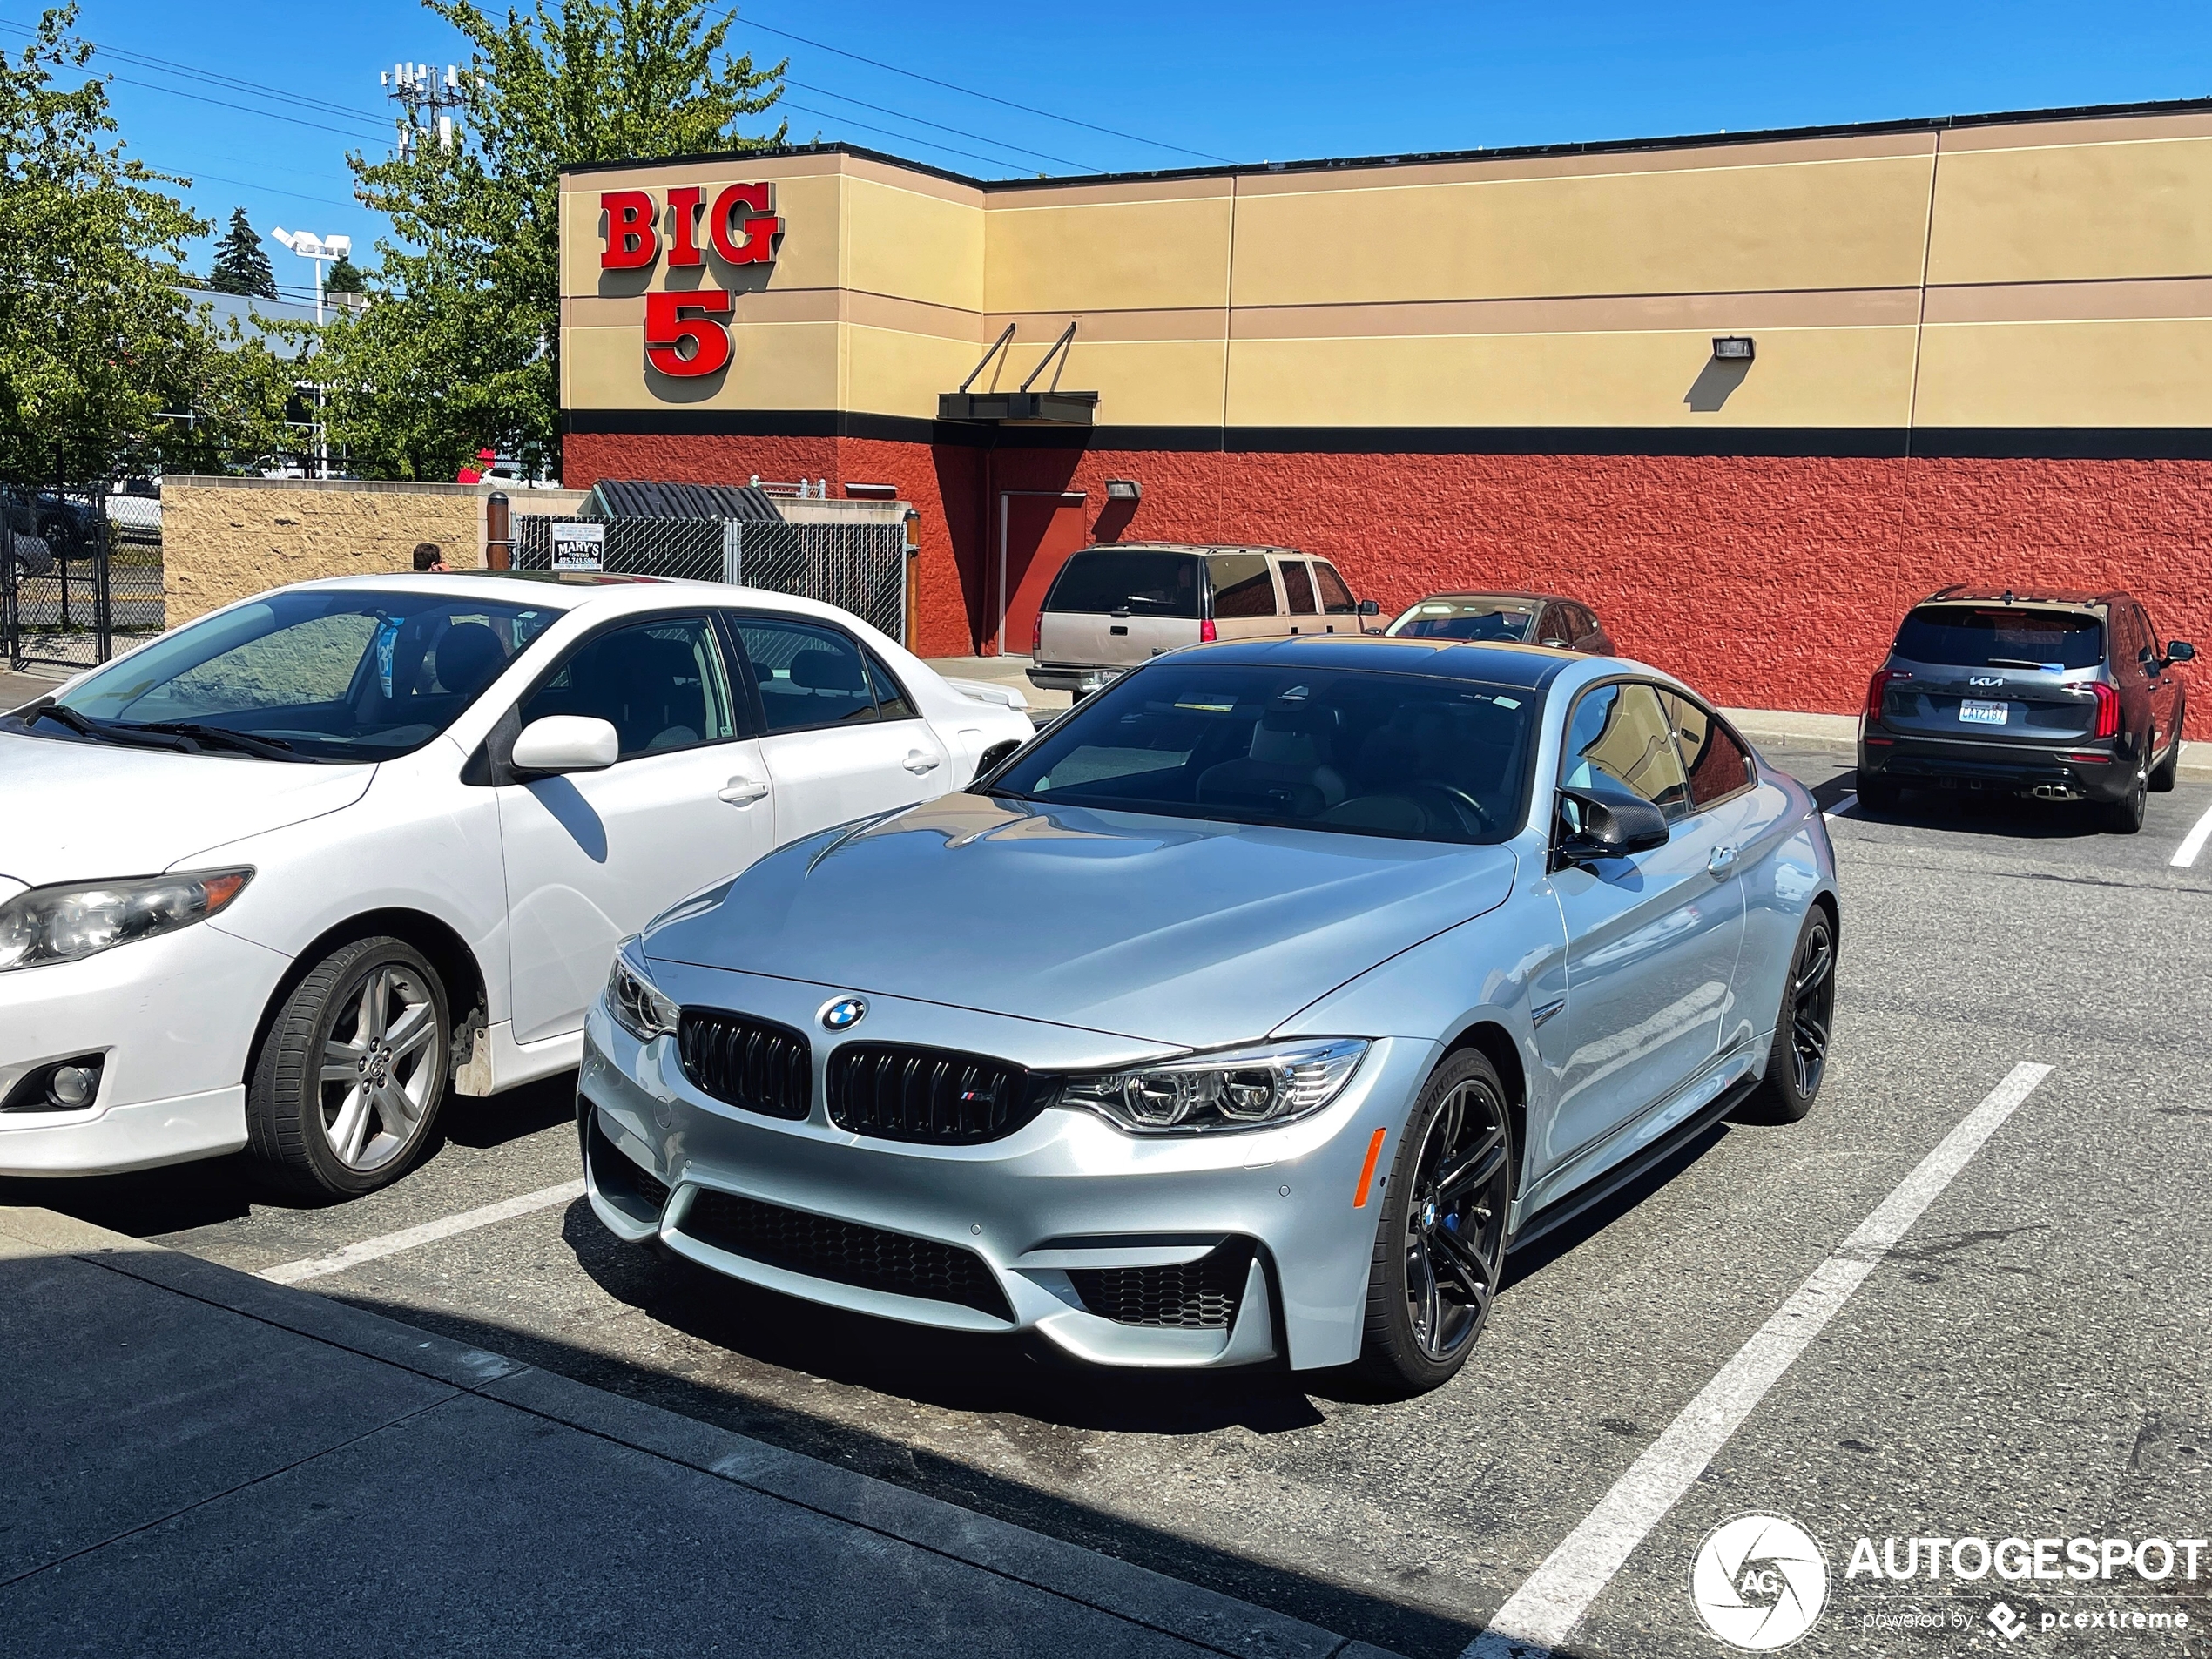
1893;606;2105;671
1043;550;1203;618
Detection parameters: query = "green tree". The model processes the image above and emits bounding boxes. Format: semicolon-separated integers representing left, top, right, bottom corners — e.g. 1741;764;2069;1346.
323;254;368;295
316;0;785;481
206;206;278;297
0;8;291;477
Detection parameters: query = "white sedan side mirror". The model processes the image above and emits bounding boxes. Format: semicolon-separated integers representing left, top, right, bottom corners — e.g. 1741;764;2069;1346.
511;715;618;774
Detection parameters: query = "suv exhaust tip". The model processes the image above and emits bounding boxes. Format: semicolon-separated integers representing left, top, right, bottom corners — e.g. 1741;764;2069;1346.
2028;783;2084;802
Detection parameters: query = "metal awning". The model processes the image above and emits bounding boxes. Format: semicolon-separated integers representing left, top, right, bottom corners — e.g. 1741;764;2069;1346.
939;322;1097;426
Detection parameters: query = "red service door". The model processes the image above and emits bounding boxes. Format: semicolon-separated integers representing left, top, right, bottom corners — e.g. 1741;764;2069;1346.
997;490;1088;657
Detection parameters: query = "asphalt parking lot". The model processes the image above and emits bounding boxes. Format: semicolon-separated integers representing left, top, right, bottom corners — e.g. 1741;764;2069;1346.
14;742;2212;1658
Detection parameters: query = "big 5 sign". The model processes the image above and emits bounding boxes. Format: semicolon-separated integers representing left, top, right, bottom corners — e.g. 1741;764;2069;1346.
600;184;783;379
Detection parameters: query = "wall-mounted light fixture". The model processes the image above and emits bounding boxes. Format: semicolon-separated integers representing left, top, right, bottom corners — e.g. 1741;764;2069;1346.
1711;336;1755;362
844;481;898;498
1104;479;1142;502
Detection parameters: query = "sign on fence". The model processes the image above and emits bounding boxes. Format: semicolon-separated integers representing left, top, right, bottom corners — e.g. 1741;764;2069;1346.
550;522;604;571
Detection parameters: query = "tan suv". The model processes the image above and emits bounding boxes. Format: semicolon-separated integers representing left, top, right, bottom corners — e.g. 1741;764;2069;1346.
1028;543;1376;697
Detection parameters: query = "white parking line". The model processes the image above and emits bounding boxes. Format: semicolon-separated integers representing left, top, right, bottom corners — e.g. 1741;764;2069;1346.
2172;802;2212;869
258;1179;586;1285
1463;1060;2054;1659
1822;792;1858;821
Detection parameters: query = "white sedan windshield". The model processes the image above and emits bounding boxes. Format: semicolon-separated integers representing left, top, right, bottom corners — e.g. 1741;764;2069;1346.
29;590;561;762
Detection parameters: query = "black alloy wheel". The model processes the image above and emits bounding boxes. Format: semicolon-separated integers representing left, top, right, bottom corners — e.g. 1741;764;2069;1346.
1353;1049;1515;1396
2100;770;2148;834
1849;779;1902;813
1747;907;1836;1123
2150;700;2184;792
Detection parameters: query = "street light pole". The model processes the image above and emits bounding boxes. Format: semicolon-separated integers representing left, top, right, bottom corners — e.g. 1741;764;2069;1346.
270;228;352;477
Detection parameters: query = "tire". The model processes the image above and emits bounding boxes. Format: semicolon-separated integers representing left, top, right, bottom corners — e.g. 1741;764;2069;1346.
1744;906;1837;1124
2149;700;2183;792
246;936;450;1198
1351;1049;1516;1398
1856;776;1901;813
2098;771;2147;834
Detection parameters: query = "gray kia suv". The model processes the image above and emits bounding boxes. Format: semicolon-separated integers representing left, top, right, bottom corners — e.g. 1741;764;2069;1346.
1858;585;2194;833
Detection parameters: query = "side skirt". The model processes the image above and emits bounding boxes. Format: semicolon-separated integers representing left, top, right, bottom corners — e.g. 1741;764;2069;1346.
1505;1072;1758;1257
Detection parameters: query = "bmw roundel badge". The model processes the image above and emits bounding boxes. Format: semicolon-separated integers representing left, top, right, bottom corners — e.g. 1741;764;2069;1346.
820;996;867;1031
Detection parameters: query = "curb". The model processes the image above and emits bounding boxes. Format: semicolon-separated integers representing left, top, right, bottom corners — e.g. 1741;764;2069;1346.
0;1206;1408;1659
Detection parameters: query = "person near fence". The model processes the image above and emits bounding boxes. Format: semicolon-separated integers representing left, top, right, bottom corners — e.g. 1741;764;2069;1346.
412;543;450;573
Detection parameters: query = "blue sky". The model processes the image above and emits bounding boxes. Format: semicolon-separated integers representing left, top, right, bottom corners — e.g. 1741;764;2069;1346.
8;0;2209;296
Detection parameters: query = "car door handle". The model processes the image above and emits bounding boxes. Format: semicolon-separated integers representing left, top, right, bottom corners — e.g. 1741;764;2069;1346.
903;749;941;774
1707;844;1739;876
718;774;769;806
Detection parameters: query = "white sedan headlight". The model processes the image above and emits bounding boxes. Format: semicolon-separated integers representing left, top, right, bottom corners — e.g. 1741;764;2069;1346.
0;869;252;972
606;952;679;1042
1059;1039;1367;1134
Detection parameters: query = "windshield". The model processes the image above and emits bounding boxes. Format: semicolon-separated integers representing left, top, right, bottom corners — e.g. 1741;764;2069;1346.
24;589;562;761
1042;550;1204;617
1386;597;1541;642
1893;605;2105;671
986;663;1537;844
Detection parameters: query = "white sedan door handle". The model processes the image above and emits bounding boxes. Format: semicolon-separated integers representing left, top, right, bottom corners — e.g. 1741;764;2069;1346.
718;774;770;806
903;749;941;775
1707;843;1739;876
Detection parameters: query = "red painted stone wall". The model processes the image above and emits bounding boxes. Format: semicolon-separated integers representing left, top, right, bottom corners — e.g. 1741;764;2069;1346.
565;435;2212;737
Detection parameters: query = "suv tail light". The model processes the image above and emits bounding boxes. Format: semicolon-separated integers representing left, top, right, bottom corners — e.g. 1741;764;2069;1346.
1030;611;1042;657
1865;668;1904;723
2093;680;2121;739
1200;617;1217;643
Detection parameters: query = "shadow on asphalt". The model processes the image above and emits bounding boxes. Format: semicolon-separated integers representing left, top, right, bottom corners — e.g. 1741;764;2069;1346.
336;1220;1487;1659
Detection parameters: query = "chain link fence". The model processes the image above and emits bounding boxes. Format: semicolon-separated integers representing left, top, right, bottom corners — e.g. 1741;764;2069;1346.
2;479;165;674
512;514;906;641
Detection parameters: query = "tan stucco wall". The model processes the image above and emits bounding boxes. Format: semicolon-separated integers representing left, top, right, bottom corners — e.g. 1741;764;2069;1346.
165;479;487;626
557;107;2212;433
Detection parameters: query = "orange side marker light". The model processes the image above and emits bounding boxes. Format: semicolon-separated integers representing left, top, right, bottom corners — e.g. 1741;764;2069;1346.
1352;1127;1387;1208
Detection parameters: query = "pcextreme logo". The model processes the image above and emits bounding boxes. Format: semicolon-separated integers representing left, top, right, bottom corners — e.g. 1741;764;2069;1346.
1689;1513;1831;1650
596;184;785;380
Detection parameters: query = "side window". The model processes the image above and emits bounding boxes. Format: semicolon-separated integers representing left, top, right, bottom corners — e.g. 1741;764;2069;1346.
1209;553;1277;618
731;617;880;733
1537;607;1571;647
1279;560;1318;615
2130;604;2155;668
519;615;736;759
865;651;919;720
1568;605;1599;644
1660;690;1754;809
1562;682;1691;820
1312;562;1358;615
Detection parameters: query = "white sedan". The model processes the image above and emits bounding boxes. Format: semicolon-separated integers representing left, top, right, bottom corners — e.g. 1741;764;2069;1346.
0;573;1032;1197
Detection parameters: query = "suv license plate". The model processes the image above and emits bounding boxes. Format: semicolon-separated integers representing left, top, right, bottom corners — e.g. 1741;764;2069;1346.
1959;699;2011;726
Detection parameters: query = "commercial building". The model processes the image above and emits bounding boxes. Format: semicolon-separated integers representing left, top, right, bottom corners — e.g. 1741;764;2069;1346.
558;99;2212;728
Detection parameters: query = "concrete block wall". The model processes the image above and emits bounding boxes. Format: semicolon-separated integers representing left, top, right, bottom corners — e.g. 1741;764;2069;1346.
162;480;589;627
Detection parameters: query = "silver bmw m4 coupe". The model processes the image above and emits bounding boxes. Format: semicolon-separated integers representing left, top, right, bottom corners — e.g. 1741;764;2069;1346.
579;637;1840;1395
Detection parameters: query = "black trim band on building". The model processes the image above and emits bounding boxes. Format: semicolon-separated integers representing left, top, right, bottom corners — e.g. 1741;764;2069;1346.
563;409;2212;462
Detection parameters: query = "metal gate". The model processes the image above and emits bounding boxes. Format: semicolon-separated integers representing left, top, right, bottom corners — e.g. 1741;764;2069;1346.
1;481;165;674
511;514;907;643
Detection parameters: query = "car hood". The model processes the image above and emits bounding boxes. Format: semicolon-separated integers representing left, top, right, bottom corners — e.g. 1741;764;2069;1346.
0;732;374;887
643;792;1518;1048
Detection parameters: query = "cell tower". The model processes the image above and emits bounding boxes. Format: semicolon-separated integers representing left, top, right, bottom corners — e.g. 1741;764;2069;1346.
381;61;477;154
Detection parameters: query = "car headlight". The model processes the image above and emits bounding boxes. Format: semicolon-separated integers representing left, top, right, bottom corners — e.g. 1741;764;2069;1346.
1059;1038;1367;1134
0;868;252;973
605;952;679;1042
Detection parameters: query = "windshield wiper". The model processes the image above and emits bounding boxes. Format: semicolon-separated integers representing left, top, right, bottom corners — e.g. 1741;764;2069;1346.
1981;658;2062;671
121;721;305;761
26;703;193;752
